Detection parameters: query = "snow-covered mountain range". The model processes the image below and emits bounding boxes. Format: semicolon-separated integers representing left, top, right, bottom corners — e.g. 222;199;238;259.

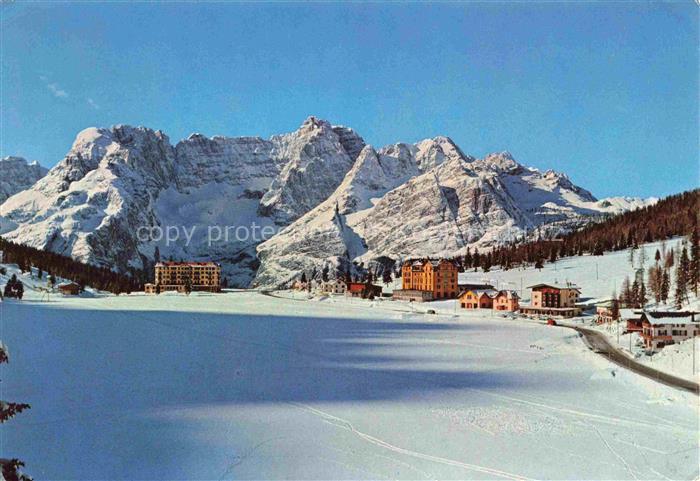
0;156;48;203
0;117;654;287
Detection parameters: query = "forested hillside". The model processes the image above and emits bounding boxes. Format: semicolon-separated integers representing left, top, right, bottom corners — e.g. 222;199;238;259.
0;237;144;294
453;189;698;272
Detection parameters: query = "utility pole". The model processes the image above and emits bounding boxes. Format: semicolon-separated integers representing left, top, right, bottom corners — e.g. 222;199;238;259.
629;328;632;353
596;262;599;281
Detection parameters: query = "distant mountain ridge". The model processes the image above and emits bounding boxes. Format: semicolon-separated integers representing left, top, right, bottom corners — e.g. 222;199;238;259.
0;117;655;287
0;156;48;203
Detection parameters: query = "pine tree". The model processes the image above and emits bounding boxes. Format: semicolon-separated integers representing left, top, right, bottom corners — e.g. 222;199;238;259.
665;248;675;269
654;248;661;264
674;247;690;308
534;257;543;271
300;272;307;284
661;269;670;304
638;278;647;308
690;227;699;296
628;243;637;266
321;265;329;283
621;276;632;306
638;247;647;270
3;274;24;300
631;278;640;308
611;291;620;320
648;265;662;304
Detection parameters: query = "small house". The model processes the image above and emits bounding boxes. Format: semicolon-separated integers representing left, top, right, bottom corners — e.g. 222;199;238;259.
595;302;614;324
320;279;346;295
458;289;519;311
620;308;644;333
459;289;498;309
57;281;80;296
640;311;700;352
345;282;382;299
492;290;520;311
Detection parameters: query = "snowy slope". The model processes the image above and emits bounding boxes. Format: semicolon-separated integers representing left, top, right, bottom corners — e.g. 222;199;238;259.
0;118;653;287
456;238;684;304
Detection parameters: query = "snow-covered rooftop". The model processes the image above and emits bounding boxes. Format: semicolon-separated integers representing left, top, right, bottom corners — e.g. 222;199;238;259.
527;283;581;291
643;311;698;326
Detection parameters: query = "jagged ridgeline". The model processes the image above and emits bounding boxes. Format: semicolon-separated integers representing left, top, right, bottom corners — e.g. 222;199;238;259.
0;117;655;288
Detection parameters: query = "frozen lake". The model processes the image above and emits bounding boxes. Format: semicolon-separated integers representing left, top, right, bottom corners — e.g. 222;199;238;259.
2;291;698;480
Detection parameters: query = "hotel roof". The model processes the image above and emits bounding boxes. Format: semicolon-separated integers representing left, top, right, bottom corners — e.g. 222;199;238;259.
527;283;581;291
642;311;698;326
156;261;219;267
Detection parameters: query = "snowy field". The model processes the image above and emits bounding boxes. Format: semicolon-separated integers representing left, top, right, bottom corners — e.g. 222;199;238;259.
459;239;685;306
2;287;698;480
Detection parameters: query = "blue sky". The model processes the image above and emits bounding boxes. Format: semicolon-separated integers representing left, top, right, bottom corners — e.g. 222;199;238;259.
1;2;697;198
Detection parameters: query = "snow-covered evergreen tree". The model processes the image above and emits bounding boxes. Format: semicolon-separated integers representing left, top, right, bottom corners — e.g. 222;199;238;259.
674;247;690;308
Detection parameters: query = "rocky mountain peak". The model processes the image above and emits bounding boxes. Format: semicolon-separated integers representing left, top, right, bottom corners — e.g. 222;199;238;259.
480;151;522;173
413;136;471;171
298;116;333;136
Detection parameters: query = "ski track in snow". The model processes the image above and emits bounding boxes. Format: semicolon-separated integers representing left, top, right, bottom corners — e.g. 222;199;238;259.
289;402;534;481
588;421;642;481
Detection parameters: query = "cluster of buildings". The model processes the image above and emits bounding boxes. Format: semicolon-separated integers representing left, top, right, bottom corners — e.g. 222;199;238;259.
292;278;383;299
597;306;699;353
145;261;221;294
391;259;584;315
143;257;699;355
458;286;520;311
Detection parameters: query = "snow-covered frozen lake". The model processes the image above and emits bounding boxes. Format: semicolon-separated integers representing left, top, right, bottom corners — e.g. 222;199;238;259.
2;291;698;480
